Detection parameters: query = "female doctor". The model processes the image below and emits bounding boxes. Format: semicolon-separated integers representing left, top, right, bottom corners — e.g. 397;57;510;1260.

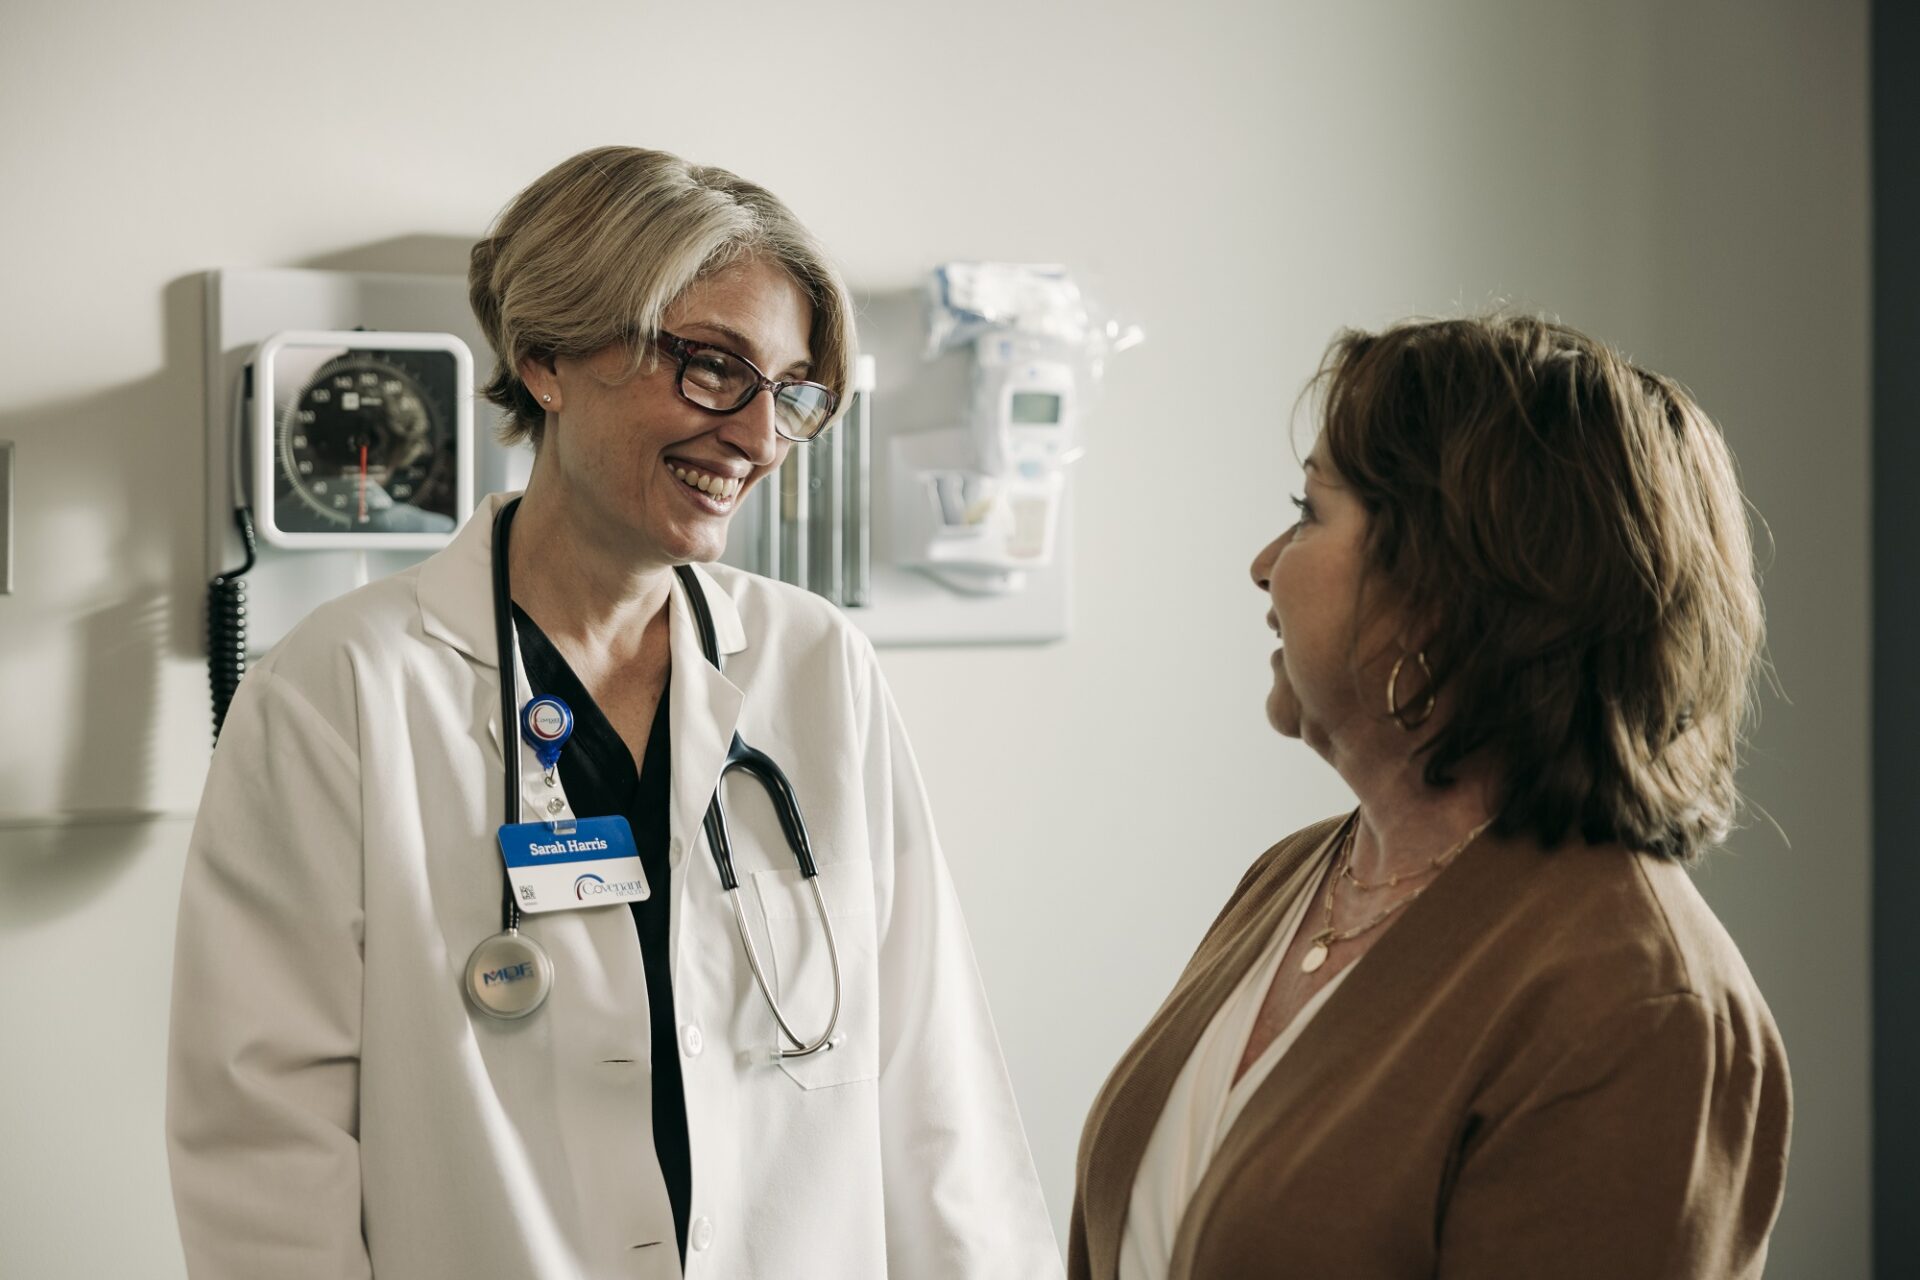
167;146;1062;1280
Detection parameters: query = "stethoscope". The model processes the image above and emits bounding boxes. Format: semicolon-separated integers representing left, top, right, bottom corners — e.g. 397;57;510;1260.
464;498;844;1064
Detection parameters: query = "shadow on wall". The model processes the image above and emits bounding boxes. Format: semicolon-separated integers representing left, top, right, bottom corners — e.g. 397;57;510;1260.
0;594;171;927
0;273;204;923
298;234;476;277
0;236;484;926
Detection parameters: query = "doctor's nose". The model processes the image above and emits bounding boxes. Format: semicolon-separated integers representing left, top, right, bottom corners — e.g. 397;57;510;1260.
714;387;784;468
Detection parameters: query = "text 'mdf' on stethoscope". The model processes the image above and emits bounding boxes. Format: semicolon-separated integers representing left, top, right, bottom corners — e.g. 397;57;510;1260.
464;498;843;1063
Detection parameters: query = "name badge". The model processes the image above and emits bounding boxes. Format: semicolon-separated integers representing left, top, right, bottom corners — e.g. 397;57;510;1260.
497;816;650;913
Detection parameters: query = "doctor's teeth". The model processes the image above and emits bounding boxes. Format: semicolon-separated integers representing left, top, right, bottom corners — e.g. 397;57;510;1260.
671;467;740;499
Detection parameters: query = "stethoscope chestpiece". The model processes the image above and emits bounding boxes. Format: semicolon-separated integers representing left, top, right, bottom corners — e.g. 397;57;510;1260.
465;928;554;1020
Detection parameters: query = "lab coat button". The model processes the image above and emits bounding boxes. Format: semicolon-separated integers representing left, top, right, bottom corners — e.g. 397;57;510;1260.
681;1024;704;1058
691;1217;715;1251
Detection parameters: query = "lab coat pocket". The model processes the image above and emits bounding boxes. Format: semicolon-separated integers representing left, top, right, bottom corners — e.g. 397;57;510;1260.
748;858;880;1090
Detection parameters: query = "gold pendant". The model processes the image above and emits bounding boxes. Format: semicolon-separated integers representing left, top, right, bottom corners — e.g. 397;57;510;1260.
1300;941;1329;973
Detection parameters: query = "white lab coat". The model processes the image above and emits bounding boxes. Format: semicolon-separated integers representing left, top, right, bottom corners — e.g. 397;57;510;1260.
167;492;1062;1280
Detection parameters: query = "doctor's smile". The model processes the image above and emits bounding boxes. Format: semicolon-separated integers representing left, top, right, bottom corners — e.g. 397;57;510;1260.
666;461;747;507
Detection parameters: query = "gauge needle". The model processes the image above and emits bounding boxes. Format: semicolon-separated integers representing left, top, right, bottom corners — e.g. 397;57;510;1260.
358;443;368;523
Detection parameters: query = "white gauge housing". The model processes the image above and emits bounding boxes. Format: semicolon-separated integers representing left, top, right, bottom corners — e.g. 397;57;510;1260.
252;329;474;550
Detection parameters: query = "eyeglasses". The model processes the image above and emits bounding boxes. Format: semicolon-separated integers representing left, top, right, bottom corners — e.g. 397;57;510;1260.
655;332;839;442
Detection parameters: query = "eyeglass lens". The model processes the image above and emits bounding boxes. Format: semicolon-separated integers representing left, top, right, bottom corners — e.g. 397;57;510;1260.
680;348;835;440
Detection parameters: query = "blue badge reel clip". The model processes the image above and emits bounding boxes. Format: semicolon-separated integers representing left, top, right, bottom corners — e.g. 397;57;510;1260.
522;695;575;830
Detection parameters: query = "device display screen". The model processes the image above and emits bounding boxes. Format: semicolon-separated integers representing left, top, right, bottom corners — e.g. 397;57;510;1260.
1010;391;1063;425
272;346;460;534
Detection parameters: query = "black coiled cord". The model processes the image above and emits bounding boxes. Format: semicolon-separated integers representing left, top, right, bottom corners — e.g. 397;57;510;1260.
207;506;258;742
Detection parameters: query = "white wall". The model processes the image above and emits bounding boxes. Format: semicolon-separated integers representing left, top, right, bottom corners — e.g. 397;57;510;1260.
0;1;1867;1275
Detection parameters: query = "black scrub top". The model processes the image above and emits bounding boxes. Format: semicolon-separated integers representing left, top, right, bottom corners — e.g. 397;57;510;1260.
512;604;692;1262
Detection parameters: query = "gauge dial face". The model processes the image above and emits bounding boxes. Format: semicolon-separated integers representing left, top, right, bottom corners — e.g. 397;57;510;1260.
274;349;459;535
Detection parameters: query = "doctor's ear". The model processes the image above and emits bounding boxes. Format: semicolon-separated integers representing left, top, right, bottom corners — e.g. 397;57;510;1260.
517;353;561;414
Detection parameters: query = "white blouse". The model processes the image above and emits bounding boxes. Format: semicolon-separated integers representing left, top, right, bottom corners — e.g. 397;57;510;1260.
1116;873;1352;1280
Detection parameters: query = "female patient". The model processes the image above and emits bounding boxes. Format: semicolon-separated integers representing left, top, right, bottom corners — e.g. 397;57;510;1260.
1072;315;1790;1279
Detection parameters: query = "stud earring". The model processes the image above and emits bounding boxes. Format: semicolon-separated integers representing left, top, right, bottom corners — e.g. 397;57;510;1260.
541;394;552;404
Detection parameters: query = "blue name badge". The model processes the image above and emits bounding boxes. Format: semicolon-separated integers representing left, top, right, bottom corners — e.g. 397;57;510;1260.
497;816;651;914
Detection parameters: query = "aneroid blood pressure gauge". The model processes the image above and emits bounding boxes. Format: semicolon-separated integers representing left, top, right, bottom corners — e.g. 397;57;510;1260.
252;330;474;549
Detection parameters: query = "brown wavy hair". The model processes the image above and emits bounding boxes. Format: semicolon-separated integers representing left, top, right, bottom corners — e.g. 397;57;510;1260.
1314;315;1765;861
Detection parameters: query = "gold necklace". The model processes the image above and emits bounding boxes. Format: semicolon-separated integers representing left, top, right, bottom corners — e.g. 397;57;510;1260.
1299;817;1494;974
1340;819;1487;891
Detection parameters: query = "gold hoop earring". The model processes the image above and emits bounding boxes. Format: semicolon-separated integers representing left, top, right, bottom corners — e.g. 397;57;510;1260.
1387;651;1436;730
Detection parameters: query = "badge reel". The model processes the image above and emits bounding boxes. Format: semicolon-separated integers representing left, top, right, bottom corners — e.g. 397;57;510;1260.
464;696;574;1020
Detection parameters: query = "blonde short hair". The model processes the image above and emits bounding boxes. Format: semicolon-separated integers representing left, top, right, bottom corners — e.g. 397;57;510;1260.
469;146;857;448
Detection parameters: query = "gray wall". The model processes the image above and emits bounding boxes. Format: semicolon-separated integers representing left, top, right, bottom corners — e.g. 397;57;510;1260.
0;1;1870;1274
1875;1;1916;1275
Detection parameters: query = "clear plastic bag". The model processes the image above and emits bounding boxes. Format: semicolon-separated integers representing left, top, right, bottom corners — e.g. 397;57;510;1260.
923;262;1144;402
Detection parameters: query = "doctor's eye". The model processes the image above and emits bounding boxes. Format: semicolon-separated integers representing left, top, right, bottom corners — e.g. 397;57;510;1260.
685;352;737;388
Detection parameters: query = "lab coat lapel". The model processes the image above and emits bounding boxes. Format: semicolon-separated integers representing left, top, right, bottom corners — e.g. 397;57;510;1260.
430;493;584;823
666;564;747;872
419;490;515;669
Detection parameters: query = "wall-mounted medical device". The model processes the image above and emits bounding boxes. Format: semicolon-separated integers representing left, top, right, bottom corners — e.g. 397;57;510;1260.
250;330;474;549
209;327;476;736
203;268;500;739
719;265;1139;643
891;330;1080;596
888;263;1137;598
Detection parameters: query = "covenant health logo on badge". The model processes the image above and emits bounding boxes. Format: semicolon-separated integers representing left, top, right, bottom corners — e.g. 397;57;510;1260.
576;871;648;901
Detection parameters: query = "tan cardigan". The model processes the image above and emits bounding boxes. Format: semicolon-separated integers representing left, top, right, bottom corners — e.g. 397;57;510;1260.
1070;815;1791;1279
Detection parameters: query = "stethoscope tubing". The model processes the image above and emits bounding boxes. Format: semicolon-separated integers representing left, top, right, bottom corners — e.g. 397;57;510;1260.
489;498;842;1058
728;879;845;1058
492;500;528;932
